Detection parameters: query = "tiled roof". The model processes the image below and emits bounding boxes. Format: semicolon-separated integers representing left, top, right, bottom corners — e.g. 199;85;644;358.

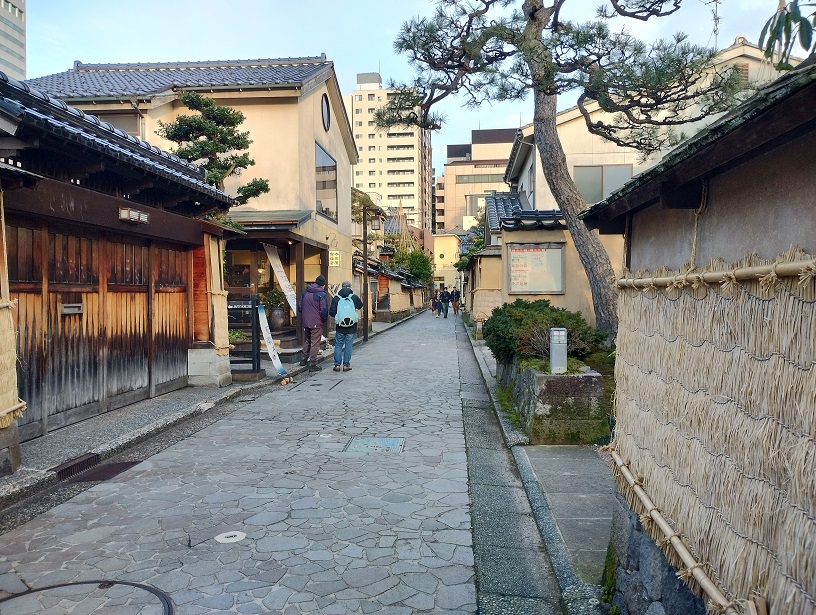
0;73;232;206
26;57;332;99
485;192;566;232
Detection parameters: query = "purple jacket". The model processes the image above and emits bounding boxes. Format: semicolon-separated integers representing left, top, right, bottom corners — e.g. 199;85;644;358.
299;283;328;329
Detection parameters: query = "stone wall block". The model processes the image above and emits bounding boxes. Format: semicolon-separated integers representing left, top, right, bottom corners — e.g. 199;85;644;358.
0;422;22;477
610;492;634;570
639;533;667;601
644;602;667;615
660;569;706;615
615;568;651;615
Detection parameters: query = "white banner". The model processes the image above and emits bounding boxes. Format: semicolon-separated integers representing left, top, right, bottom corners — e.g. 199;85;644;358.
262;243;298;313
257;305;287;376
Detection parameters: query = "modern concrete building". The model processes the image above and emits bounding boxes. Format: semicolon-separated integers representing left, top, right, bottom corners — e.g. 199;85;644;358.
435;128;517;233
346;73;432;229
0;0;25;80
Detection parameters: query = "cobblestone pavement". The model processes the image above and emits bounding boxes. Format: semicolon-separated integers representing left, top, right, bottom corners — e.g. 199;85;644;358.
0;313;562;614
0;315;476;614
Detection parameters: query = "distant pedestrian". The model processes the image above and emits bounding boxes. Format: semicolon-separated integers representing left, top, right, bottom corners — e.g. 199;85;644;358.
451;288;461;315
432;291;442;317
329;281;363;372
439;286;452;318
299;275;328;371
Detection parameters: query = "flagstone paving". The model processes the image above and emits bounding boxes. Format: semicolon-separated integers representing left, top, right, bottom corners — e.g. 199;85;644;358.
0;313;561;614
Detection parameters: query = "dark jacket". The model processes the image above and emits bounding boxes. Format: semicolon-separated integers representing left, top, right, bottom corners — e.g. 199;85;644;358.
439;290;452;303
329;287;364;334
299;283;328;329
451;289;461;302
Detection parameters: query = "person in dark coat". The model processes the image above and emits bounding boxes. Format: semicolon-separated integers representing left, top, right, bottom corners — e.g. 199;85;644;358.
328;281;364;372
451;287;461;315
299;275;328;371
439;286;452;318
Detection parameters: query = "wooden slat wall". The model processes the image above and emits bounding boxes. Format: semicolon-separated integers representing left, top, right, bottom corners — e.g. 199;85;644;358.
48;292;100;416
12;291;43;434
8;218;191;441
153;246;188;387
104;291;148;397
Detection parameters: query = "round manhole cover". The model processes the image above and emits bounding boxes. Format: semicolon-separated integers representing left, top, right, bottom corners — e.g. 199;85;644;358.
0;580;172;613
214;530;246;543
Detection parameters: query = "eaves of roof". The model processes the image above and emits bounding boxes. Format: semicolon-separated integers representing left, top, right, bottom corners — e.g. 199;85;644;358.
0;74;233;206
581;62;816;228
228;209;312;228
504;124;534;184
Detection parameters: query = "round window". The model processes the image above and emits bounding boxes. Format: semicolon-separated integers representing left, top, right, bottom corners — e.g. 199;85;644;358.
321;94;331;132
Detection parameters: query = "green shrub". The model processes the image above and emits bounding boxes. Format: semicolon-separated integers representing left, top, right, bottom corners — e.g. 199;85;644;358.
483;299;604;363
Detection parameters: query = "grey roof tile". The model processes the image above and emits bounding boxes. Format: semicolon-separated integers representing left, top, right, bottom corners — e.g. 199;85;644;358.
0;72;232;205
486;192;566;231
27;57;332;99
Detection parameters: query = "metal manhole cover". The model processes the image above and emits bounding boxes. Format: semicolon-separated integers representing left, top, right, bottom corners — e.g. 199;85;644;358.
214;530;246;543
343;437;405;453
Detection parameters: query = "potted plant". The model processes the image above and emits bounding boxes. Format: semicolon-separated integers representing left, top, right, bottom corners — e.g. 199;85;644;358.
261;288;288;332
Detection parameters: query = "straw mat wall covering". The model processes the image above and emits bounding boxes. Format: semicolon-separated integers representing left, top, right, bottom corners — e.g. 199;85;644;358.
612;248;815;615
0;302;23;429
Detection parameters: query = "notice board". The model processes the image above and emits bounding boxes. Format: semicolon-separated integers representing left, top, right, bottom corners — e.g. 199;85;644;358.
508;242;564;293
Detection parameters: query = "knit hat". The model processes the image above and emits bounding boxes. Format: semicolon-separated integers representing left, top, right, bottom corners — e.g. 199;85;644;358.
342;281;352;288
315;275;326;286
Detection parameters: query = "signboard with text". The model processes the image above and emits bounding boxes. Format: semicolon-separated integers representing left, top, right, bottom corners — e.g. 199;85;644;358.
508;243;564;294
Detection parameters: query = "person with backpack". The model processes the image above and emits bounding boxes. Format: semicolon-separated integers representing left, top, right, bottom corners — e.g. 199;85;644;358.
299;275;329;372
328;281;364;372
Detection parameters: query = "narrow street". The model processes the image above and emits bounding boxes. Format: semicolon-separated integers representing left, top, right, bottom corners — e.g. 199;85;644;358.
0;314;561;615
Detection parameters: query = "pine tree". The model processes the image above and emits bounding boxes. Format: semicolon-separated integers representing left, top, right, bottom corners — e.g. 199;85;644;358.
158;91;269;205
376;0;742;337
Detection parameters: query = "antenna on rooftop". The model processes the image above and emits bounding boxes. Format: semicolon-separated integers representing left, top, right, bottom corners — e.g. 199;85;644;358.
705;0;722;49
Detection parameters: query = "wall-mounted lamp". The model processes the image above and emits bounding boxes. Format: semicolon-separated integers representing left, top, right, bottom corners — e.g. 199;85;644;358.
118;207;149;224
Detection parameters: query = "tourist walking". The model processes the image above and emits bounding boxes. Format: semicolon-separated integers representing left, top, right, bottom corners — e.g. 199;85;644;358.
299;275;328;371
431;291;442;317
329;281;363;372
439;286;452;318
451;287;461;315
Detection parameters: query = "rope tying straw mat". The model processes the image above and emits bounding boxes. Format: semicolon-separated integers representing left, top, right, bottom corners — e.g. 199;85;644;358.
611;248;816;615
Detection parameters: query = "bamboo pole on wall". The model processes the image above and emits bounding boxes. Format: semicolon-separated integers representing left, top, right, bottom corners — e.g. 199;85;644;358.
610;450;746;615
616;259;816;289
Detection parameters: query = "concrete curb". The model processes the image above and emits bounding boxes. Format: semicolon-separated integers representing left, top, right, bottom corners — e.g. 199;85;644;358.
464;321;603;615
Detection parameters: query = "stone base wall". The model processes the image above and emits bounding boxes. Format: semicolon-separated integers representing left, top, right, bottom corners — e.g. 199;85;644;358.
607;493;706;615
374;308;414;323
498;359;610;444
188;348;232;387
0;422;21;477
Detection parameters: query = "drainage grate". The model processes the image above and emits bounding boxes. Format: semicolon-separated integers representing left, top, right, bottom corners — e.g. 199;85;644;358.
68;461;142;483
49;452;101;481
344;437;405;453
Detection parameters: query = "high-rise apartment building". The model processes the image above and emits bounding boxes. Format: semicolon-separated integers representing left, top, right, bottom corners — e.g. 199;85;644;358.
347;73;432;228
0;0;24;80
435;128;517;232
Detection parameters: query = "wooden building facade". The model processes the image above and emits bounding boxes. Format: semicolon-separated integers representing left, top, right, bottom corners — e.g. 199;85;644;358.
0;74;234;446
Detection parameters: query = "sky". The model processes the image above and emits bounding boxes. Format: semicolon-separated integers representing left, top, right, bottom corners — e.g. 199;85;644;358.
27;0;774;174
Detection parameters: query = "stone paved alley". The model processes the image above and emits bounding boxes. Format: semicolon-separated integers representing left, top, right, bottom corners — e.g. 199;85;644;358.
0;314;563;614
